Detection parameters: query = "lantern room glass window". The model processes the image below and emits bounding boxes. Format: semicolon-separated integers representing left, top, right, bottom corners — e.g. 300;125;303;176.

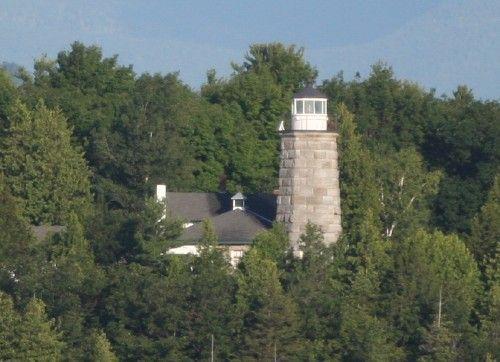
294;99;327;114
296;100;304;114
305;100;314;113
314;100;323;114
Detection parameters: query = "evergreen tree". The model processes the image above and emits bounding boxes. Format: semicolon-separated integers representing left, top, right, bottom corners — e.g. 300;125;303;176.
14;214;105;359
236;248;300;360
288;223;342;359
18;297;65;360
468;175;500;278
336;103;381;243
0;293;65;360
339;281;403;362
101;259;192;360
0;292;19;360
184;220;237;360
87;329;119;362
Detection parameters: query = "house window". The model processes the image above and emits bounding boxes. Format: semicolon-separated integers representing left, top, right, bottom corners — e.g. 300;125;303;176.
234;199;244;208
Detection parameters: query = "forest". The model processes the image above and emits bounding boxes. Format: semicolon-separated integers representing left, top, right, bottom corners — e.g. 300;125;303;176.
0;42;498;361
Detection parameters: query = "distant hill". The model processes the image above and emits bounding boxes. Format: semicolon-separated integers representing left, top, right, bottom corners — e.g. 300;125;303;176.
1;61;24;85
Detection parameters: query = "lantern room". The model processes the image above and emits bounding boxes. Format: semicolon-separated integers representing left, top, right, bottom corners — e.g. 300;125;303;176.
290;85;328;131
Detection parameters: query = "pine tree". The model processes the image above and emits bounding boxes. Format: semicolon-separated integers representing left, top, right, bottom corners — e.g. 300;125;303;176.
185;220;237;360
17;297;65;360
87;329;118;362
0;292;20;360
236;248;300;360
468;176;500;277
289;223;340;359
337;103;381;243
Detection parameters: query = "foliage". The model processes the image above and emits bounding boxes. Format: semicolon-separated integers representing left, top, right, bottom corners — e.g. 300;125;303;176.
87;329;119;362
0;100;91;225
0;292;65;360
390;230;480;358
237;248;301;360
0;41;497;360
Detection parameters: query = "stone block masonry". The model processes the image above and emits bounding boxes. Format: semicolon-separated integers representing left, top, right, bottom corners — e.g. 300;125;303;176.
276;131;341;246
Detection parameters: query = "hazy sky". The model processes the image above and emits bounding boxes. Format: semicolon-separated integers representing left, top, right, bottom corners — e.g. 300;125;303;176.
1;0;499;99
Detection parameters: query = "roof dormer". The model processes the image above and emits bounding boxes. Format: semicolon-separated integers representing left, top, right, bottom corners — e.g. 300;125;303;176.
231;192;246;211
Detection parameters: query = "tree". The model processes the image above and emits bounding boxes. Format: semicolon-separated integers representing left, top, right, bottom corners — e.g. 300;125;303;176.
202;43;317;192
184;220;237;360
424;86;500;233
18;297;65;360
25;42;135;142
288;223;342;359
419;319;459;362
468;176;500;277
0;293;64;360
336;216;402;361
251;222;290;266
0;174;32;291
0;68;17;131
336;103;381;243
0;292;19;360
236;248;300;359
236;43;317;93
0;100;91;225
13;214;105;359
323;63;430;150
390;230;480;358
134;197;183;261
339;287;403;361
376;148;441;240
87;329;118;362
101;259;192;360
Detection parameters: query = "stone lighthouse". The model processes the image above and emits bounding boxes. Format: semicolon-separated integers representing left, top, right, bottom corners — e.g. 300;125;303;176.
276;86;341;246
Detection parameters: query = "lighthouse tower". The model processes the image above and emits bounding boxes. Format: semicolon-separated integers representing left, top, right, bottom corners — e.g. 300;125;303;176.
276;86;341;246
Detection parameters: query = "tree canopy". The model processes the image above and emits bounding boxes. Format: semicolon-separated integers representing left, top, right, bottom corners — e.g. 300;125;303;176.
0;41;497;360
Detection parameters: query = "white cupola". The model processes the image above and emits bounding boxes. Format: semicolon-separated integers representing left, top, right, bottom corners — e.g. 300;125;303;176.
231;192;246;211
291;85;328;131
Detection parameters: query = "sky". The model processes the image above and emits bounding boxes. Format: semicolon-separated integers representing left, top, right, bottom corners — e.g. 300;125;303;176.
1;0;499;99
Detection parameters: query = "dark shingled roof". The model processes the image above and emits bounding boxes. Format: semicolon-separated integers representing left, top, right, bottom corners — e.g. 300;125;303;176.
293;85;327;99
31;225;65;241
164;192;231;221
179;209;272;244
245;193;277;222
165;192;276;223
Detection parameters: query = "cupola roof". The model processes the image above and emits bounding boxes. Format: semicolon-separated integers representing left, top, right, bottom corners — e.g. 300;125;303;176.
293;85;327;99
231;192;246;200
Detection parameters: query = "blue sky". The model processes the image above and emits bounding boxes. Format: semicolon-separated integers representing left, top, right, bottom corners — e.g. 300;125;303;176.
1;0;499;99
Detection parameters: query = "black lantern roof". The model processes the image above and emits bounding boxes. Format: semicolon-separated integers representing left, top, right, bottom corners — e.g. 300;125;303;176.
293;85;327;99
